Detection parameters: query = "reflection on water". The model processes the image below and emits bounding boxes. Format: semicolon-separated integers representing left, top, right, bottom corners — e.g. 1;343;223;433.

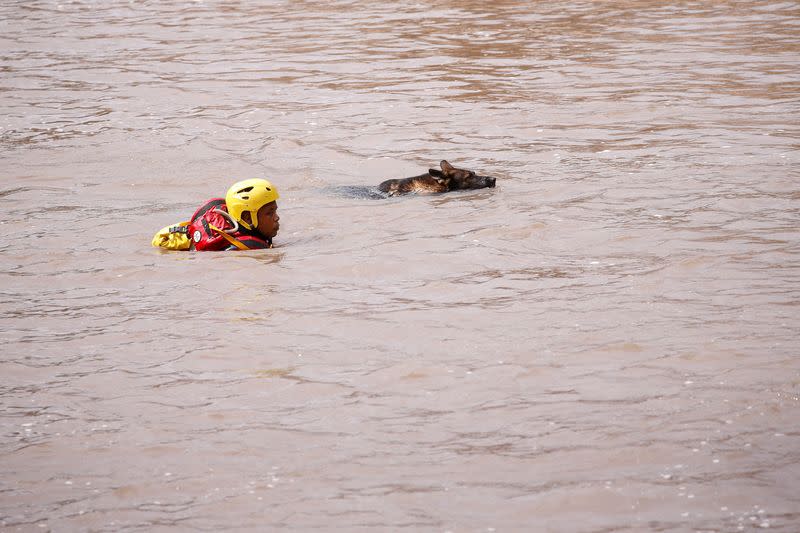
1;0;799;531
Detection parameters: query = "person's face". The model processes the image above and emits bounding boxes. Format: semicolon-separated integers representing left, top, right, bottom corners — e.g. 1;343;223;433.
255;201;279;239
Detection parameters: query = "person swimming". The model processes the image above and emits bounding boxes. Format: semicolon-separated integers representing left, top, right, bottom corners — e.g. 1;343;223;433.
152;178;280;251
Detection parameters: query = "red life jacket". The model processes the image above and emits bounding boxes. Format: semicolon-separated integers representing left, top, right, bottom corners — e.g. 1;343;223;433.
187;198;272;251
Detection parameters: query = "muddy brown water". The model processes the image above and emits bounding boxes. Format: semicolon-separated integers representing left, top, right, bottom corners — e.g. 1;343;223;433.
1;1;799;531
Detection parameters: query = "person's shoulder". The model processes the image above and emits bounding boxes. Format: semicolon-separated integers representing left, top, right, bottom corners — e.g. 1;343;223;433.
241;236;272;249
225;235;272;250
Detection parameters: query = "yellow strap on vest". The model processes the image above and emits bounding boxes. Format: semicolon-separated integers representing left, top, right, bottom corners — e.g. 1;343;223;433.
208;224;251;250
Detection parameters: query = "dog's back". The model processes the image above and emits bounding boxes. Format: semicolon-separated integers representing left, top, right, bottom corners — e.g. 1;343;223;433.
378;173;448;195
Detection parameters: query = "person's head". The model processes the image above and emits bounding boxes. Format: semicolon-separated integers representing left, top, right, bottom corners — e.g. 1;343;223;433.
225;178;280;239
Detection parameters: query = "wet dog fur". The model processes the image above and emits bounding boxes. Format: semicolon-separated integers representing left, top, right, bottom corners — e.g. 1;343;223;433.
378;160;496;196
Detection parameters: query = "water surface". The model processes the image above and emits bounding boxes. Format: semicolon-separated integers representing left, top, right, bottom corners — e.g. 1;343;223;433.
1;1;799;531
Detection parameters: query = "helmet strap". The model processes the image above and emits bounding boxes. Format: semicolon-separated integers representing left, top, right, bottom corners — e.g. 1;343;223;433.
239;211;257;231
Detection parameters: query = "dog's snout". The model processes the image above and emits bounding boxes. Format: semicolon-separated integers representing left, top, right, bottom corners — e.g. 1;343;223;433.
486;177;496;188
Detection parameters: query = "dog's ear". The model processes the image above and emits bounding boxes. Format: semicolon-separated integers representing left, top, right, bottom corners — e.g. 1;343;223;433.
429;168;450;185
440;160;454;173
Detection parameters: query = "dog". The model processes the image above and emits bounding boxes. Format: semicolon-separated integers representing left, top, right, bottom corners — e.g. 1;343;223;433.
378;160;496;196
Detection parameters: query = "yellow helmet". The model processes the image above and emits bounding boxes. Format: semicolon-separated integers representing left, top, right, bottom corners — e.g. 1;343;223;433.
225;178;279;231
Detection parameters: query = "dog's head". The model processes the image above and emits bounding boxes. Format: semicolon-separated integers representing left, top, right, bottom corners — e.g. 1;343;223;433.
429;160;497;191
